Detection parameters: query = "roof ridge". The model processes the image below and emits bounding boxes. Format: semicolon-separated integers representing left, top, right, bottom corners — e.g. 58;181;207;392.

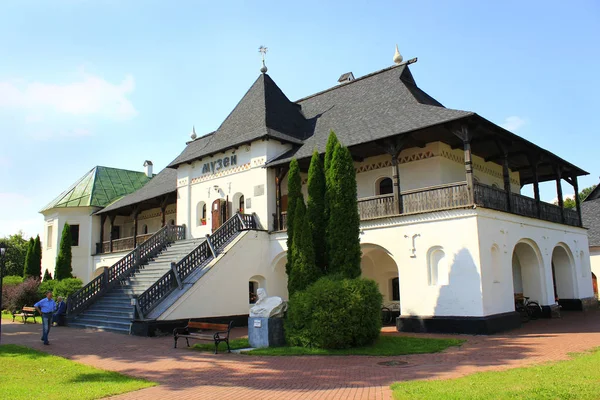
295;63;406;103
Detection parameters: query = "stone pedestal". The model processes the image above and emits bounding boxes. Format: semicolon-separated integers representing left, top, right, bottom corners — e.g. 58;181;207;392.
248;317;285;348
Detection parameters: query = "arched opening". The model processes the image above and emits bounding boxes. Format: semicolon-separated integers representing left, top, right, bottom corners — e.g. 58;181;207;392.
376;177;393;195
196;201;207;226
551;245;576;302
169;219;175;226
249;274;266;304
512;241;545;305
268;253;289;300
427;246;448;286
142;224;148;235
239;195;245;214
361;244;399;305
592;273;598;298
491;245;501;283
232;192;245;215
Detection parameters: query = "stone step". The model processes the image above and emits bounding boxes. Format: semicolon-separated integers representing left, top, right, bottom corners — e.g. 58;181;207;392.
72;317;131;330
81;312;133;322
87;305;133;313
83;308;134;317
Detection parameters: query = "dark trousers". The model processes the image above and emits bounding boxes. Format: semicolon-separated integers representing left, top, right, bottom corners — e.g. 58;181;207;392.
41;313;52;343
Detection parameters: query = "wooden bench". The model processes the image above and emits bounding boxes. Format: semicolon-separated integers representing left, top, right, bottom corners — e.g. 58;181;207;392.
173;321;234;353
12;307;38;323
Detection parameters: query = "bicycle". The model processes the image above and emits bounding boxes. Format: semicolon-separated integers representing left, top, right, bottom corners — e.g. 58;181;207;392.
515;296;542;323
380;302;400;326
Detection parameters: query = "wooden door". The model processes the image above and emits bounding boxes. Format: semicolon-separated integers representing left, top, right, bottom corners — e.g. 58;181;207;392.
593;273;598;298
212;199;221;232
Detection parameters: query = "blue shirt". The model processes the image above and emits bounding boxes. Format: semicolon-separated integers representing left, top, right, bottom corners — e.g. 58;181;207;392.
34;298;56;313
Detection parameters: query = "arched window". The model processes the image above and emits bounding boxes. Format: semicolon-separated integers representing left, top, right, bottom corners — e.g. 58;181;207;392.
491;245;501;283
169;219;175;226
249;281;258;304
377;177;393;195
197;202;207;226
143;224;148;235
239;195;245;214
427;246;447;286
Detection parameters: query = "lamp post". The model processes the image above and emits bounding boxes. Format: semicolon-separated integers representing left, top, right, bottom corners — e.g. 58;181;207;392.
0;246;6;344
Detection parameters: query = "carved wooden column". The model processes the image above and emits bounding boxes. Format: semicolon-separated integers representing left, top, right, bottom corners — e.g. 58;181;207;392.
99;214;107;253
109;214;116;253
555;166;565;223
528;154;541;218
572;174;582;227
451;125;475;204
501;152;512;212
275;167;287;230
160;196;169;227
132;207;140;248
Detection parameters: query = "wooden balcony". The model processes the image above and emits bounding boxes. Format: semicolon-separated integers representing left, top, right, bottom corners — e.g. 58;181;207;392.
277;182;581;231
96;233;155;254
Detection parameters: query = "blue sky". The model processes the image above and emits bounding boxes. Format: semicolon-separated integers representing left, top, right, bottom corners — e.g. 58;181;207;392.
1;1;599;238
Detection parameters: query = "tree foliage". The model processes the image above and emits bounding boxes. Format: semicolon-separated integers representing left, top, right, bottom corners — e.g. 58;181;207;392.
285;159;302;276
23;238;37;278
54;223;73;280
306;150;327;273
288;198;320;296
33;235;42;278
0;232;29;277
43;269;52;281
326;143;362;279
558;185;597;210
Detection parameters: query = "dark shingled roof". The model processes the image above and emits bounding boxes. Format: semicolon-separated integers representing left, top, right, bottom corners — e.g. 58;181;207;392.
98;167;177;214
582;198;600;246
169;74;309;168
268;64;472;165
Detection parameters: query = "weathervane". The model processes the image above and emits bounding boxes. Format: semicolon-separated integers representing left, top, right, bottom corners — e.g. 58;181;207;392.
259;45;268;74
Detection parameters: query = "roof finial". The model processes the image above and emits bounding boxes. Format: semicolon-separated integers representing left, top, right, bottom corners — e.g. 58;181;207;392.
393;44;403;65
190;126;197;140
259;45;268;74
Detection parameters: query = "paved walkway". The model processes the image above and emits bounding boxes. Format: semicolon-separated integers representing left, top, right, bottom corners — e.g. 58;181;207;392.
2;310;600;399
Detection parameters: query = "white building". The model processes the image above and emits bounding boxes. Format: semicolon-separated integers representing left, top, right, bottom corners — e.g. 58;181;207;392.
45;54;596;335
581;187;600;299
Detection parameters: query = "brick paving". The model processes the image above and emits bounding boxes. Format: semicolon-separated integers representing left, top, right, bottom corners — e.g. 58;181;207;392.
2;310;600;399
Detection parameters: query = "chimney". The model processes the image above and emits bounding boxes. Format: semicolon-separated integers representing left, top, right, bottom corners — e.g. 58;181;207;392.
337;72;354;84
143;160;153;177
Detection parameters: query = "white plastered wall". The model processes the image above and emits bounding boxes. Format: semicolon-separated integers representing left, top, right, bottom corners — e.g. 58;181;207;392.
41;206;100;283
158;231;288;320
177;140;290;238
590;247;600;298
477;208;593;316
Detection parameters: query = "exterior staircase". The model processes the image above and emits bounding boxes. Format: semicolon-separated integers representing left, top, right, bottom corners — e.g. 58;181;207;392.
69;238;204;333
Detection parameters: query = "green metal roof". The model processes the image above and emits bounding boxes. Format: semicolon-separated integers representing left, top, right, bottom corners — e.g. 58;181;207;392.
41;166;152;212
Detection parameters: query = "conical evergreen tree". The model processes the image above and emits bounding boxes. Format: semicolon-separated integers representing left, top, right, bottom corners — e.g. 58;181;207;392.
324;130;339;178
54;223;73;280
23;238;36;278
285;159;302;276
307;150;327;273
43;269;52;281
33;235;42;279
288;198;320;296
326;143;362;279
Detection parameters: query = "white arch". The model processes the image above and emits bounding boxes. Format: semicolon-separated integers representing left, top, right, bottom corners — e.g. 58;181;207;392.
360;243;400;304
551;243;577;299
232;192;245;214
196;201;207;227
512;239;547;304
375;176;393;195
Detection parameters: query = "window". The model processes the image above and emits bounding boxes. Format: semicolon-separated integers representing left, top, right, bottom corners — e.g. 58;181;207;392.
491;245;501;283
197;202;207;226
70;224;80;247
239;195;245;214
377;178;393;195
169;219;175;226
249;281;258;304
47;226;53;249
111;226;121;240
143;225;148;235
427;246;447;286
391;277;400;301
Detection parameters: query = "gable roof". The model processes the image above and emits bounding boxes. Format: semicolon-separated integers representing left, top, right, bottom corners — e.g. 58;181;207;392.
582;198;600;246
168;73;309;168
40;166;151;213
98;167;177;214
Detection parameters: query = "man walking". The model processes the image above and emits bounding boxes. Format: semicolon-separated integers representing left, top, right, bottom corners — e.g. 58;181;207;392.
34;291;56;345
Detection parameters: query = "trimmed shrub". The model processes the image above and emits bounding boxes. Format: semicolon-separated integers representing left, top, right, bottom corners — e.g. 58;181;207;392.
2;278;40;312
33;235;42;278
54;278;83;299
43;269;52;281
38;279;57;298
286;277;382;349
307;150;327;273
285;159;302;276
2;275;24;286
288;199;320;296
23;238;36;278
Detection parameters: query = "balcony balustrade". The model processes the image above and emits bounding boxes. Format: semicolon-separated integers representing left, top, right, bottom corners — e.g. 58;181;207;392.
277;182;581;231
96;233;156;254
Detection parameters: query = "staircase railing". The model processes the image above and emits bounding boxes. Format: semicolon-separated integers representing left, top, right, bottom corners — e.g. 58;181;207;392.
67;224;185;317
134;213;257;319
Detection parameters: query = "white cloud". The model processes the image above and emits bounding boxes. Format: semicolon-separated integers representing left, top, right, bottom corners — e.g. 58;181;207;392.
0;192;40;239
500;116;527;132
0;71;137;120
549;193;574;204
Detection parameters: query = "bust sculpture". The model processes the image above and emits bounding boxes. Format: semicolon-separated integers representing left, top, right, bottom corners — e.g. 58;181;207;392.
249;288;286;318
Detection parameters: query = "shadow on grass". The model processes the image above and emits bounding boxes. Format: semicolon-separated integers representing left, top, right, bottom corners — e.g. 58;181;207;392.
68;372;139;384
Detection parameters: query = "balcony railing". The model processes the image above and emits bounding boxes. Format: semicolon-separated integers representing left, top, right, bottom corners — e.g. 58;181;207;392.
277;182;581;230
97;233;157;254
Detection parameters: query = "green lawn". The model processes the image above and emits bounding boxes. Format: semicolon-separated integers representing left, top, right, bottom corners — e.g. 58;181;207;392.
0;345;156;400
193;336;464;356
391;348;600;400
